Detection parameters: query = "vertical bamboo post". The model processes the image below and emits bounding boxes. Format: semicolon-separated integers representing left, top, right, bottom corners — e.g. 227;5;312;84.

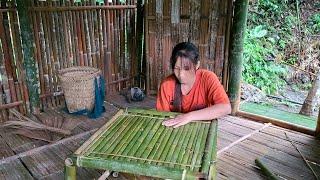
16;0;40;114
227;0;249;115
65;158;76;180
316;108;320;138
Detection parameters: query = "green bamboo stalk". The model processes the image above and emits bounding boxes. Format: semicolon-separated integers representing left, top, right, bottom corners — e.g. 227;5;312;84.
94;115;139;154
78;156;196;179
190;123;210;171
100;116;142;156
201;121;218;174
146;123;173;163
131;117;163;159
168;123;190;168
64;157;76;180
193;124;210;171
89;115;130;153
175;122;196;167
138;119;166;161
188;123;206;170
255;158;279;180
110;116;147;159
121;116;157;158
156;126;182;166
164;124;187;167
84;114;127;154
181;123;201;167
228;0;249;115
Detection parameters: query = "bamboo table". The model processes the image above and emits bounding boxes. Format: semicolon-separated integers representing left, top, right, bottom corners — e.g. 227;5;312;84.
65;108;218;179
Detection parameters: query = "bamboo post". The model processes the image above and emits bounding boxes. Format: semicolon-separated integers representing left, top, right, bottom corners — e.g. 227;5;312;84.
316;108;320;138
16;0;40;114
65;157;76;180
227;0;249;115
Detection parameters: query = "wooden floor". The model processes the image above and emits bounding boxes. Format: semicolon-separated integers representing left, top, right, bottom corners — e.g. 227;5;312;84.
0;94;319;180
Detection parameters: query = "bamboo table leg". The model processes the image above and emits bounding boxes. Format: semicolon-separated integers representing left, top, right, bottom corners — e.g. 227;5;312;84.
65;158;76;180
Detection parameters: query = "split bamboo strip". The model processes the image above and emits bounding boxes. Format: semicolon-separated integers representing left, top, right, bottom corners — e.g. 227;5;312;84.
31;4;46;107
109;116;147;160
0;12;17;105
146;123;173;162
7;8;25;114
75;109;124;155
181;123;201;166
188;123;206;170
41;1;55;108
157;126;181;166
63;1;72;67
131;118;163;159
84;114;128;154
87;5;96;68
165;124;188;168
91;115;132;153
97;116;141;156
175;120;197;166
191;124;210;171
120;116;157;158
80;6;88;66
201;121;218;174
75;3;84;66
84;6;92;67
139;121;166;161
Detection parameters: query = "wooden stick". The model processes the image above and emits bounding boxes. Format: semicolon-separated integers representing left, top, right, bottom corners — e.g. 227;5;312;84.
284;132;319;179
217;123;271;156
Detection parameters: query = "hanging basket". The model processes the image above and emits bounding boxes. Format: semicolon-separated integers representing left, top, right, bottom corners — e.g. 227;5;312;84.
58;66;101;113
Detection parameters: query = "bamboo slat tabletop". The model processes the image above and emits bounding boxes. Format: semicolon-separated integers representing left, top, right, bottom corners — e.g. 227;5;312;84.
70;108;218;179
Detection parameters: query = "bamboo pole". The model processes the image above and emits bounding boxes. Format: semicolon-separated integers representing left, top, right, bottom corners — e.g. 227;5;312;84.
228;0;249;115
76;2;84;66
83;4;92;66
175;122;196;166
182;123;201;166
65;158;76;180
16;0;40;113
193;124;210;171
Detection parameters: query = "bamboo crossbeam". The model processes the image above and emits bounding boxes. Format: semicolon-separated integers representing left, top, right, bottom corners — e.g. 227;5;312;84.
0;101;23;110
29;5;136;12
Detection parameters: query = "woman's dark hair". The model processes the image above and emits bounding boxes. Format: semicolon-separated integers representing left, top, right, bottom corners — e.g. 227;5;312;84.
170;42;199;70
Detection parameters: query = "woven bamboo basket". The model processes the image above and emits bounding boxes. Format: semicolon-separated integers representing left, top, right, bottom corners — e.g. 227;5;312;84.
58;66;101;113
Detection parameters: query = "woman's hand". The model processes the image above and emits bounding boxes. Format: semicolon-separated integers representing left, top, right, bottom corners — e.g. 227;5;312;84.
162;114;192;128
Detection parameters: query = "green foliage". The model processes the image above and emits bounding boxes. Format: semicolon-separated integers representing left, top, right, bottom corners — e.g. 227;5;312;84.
242;0;319;94
243;26;287;94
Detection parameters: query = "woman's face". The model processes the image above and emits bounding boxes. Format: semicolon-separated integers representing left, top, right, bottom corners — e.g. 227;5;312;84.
173;57;196;84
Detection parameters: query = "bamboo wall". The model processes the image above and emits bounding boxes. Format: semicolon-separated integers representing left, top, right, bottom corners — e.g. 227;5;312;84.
145;0;233;94
0;1;29;122
0;0;141;119
29;0;139;109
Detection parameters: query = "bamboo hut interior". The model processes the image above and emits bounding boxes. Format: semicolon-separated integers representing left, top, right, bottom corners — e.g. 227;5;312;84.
0;0;319;179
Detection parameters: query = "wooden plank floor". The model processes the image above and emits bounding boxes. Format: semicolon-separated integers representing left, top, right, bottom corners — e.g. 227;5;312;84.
0;94;319;179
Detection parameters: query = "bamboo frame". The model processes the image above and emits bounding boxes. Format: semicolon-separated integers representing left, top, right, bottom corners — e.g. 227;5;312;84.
29;5;136;12
67;108;218;179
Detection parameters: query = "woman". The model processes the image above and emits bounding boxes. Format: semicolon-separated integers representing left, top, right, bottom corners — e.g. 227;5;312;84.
156;42;231;128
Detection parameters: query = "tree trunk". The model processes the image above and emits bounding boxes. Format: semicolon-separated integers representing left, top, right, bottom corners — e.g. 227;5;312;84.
299;71;320;116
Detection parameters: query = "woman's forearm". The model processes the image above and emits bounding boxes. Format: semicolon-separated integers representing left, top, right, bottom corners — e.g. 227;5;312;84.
186;103;231;121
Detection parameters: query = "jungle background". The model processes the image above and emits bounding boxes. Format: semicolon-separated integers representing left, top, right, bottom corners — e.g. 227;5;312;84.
240;0;320;128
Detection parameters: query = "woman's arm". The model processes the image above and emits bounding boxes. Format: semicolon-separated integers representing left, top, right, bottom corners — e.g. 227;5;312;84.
162;103;231;128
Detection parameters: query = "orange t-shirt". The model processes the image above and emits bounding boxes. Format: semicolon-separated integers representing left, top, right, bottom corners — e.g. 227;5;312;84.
156;69;230;113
